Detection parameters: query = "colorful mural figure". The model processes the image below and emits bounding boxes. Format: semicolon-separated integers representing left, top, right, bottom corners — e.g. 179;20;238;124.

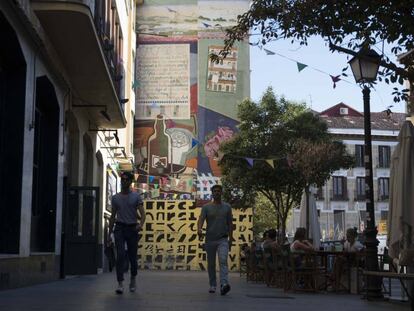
138;200;253;271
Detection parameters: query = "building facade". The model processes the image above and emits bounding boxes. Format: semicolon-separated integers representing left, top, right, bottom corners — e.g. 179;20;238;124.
0;0;137;289
288;103;405;241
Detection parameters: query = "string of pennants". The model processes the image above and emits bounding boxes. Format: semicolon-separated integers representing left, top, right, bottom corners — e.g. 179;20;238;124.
251;44;355;89
224;153;293;168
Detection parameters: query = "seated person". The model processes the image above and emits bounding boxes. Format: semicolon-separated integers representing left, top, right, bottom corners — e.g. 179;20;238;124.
262;229;279;250
332;228;364;291
344;228;364;252
260;230;269;250
290;227;314;253
290;227;314;268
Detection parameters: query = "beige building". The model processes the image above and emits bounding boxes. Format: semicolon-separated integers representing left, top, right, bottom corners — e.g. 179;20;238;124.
0;0;138;289
288;103;405;241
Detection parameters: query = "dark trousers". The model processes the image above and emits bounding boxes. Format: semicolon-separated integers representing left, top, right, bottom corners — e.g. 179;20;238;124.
114;224;138;282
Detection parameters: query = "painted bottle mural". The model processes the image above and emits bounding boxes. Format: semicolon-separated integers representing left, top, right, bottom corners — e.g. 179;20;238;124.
147;114;172;175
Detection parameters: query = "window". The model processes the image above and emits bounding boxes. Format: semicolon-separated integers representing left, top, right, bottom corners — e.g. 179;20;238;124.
378;177;389;201
332;176;347;200
339;107;348;115
355;177;365;200
334;210;346;240
355;145;365;167
315;186;324;200
378;145;391;168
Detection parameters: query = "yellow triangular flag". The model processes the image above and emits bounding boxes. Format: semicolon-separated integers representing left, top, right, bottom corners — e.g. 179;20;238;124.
265;159;274;168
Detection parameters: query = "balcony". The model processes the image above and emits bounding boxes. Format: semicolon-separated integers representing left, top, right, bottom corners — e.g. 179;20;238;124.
329;190;349;201
354;190;366;201
378;194;389;202
32;1;126;128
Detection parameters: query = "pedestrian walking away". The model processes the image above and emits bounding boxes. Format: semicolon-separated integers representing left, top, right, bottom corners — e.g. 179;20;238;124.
197;184;233;295
108;171;145;294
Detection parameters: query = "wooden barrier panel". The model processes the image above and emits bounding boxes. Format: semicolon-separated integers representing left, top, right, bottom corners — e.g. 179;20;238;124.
138;200;253;271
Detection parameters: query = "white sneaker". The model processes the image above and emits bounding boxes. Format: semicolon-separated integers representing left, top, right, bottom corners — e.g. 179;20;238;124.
209;286;216;293
129;278;136;292
115;285;124;294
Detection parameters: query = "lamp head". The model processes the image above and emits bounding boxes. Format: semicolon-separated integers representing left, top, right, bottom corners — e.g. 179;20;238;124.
349;47;381;84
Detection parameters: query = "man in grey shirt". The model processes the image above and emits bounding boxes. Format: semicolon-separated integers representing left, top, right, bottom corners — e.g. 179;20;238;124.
109;171;145;294
197;184;233;295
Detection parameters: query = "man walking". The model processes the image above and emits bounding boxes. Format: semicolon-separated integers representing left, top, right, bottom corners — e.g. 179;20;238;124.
197;184;233;295
108;171;145;294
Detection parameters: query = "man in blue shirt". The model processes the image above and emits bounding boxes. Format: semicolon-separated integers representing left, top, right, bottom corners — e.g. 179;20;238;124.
197;184;233;295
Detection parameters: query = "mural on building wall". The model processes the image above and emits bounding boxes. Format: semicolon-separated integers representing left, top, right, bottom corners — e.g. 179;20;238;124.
134;0;250;235
138;200;253;271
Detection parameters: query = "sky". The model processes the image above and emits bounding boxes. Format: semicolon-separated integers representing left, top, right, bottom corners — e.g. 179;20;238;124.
250;37;406;113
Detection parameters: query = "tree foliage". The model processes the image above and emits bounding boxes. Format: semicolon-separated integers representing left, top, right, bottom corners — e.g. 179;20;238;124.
251;193;279;238
220;87;353;236
213;0;414;103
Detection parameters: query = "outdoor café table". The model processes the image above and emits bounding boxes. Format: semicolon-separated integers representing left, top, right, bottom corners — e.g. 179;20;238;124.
315;250;364;292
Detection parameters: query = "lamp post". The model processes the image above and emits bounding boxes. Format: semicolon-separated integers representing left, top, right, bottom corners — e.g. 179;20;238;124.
349;46;383;300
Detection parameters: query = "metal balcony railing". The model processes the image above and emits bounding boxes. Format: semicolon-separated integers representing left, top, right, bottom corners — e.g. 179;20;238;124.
354;190;366;201
329;190;349;201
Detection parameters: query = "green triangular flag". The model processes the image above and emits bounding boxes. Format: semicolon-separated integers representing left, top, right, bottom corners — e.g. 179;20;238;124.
297;62;308;72
132;80;139;90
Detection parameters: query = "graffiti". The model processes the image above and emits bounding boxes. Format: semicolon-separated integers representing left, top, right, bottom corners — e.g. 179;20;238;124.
138;200;253;271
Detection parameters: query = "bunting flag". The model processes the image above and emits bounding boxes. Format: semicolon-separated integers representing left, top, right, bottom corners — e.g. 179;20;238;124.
263;48;275;55
330;75;341;89
297;62;308;72
149;175;154;183
154;184;159;189
265;159;275;168
215;151;225;161
151;188;160;198
287;155;293;168
191;138;199;148
132;80;139;90
166;119;176;128
245;157;254;167
173;193;178;199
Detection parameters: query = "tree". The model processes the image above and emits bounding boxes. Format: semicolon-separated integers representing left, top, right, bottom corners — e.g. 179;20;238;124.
213;0;414;104
290;139;354;237
251;193;279;239
219;87;352;237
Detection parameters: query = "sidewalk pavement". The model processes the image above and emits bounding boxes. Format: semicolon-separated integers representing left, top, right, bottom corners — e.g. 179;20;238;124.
0;270;409;311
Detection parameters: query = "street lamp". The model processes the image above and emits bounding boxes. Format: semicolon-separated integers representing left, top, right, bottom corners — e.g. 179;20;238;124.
349;46;383;300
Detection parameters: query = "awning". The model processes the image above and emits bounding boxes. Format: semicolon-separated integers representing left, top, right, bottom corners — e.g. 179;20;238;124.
32;1;126;128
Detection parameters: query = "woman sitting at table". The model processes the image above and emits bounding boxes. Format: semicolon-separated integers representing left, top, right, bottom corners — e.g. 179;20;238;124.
332;228;364;291
344;228;364;252
291;227;314;253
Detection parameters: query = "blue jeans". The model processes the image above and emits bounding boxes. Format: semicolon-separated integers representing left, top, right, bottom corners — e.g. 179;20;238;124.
114;224;138;282
205;238;229;287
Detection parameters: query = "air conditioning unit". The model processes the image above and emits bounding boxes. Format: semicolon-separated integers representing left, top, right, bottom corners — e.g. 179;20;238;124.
339;107;348;115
